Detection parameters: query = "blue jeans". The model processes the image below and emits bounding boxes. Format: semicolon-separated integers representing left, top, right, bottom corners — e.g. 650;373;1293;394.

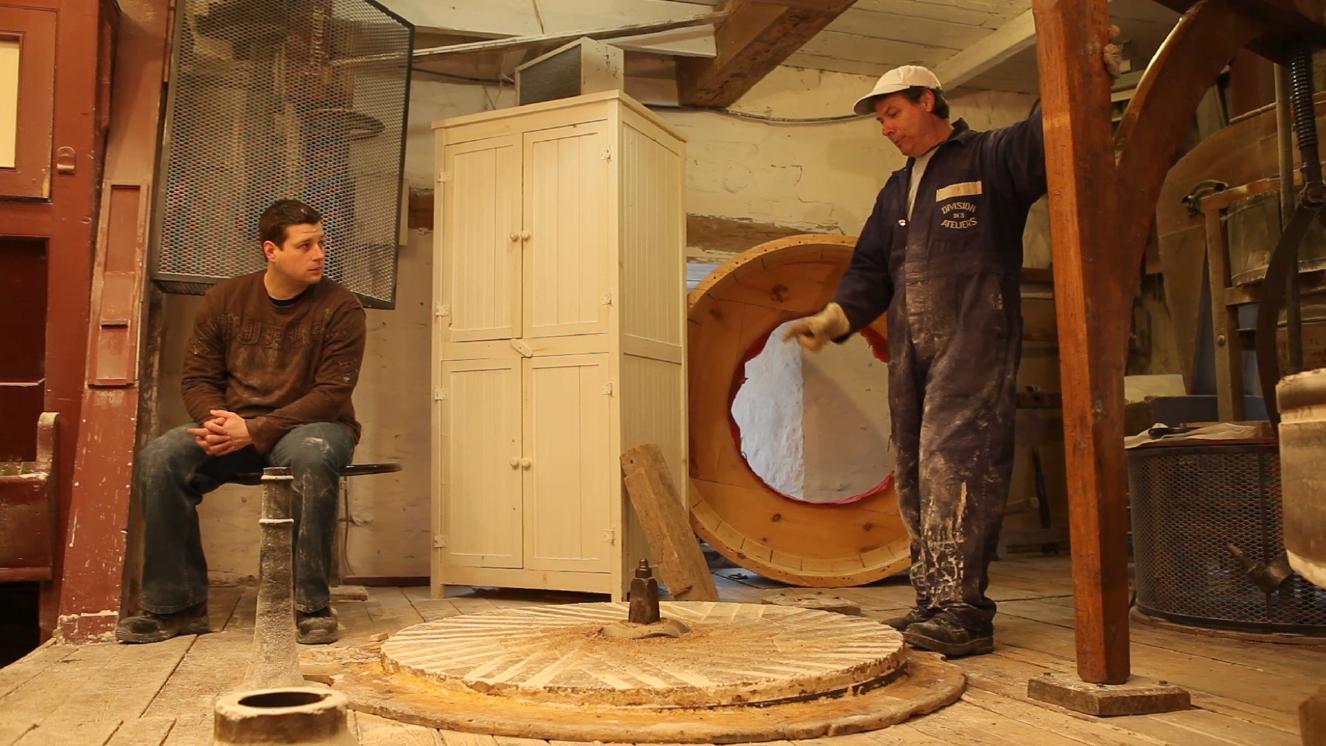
135;422;355;614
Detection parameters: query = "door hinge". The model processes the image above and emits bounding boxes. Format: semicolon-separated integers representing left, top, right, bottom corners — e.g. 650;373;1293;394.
433;535;448;549
602;529;616;546
437;171;449;184
601;148;612;161
435;304;450;318
601;292;613;306
434;388;446;402
602;381;614;396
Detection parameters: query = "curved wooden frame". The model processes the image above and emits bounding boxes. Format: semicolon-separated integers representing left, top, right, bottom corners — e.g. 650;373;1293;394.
687;234;909;587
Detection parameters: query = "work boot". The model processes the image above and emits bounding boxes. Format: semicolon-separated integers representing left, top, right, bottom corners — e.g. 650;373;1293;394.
115;601;210;644
903;613;994;658
882;606;935;632
297;607;339;645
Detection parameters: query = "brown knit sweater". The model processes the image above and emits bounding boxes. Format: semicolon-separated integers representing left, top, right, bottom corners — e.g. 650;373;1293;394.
181;271;366;454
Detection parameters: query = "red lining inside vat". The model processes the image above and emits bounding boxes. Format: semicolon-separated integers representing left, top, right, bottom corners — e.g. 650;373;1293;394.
726;322;893;507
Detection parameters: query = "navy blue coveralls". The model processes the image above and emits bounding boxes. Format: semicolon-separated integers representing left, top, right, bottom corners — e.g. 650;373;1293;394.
833;114;1046;632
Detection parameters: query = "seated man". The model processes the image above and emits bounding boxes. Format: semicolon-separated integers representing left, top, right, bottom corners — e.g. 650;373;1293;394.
117;198;366;645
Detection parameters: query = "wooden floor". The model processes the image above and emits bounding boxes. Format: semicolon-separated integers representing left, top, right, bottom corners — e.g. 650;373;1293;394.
1;555;1321;745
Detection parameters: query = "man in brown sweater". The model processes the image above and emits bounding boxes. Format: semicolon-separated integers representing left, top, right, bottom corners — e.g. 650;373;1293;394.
116;199;366;645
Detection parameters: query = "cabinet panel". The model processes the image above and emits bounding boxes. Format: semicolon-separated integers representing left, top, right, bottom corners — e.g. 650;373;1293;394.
443;136;521;341
0;7;55;199
523;354;612;573
440;358;522;568
523;123;611;338
620;121;684;349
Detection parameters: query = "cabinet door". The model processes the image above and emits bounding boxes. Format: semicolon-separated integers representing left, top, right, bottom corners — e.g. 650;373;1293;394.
439;358;523;568
442;136;521;341
522;354;613;573
0;7;56;199
523;123;611;339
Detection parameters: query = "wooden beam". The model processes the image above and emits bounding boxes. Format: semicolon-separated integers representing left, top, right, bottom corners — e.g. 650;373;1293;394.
1031;0;1132;685
676;0;856;107
387;0;720;58
411;11;727;60
934;9;1036;91
55;0;169;643
620;444;720;602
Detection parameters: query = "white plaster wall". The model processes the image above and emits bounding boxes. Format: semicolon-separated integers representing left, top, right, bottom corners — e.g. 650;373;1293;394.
655;67;1051;266
402;68;1049;266
730;325;804;496
403;77;517;190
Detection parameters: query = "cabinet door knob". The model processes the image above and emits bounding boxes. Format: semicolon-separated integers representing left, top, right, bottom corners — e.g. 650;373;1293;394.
509;232;520;242
520;458;532;469
520;231;531;241
509;457;520;468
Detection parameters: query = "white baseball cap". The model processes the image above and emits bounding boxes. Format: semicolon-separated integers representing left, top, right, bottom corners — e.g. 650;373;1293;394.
852;65;943;115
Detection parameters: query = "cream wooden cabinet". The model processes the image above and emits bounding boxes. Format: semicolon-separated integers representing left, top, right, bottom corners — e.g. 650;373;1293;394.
431;91;687;600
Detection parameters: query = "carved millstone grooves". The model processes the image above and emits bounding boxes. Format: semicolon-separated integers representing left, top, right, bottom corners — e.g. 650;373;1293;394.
324;601;965;742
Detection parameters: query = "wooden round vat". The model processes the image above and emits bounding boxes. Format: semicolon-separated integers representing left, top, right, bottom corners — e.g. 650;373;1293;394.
1277;368;1326;590
687;234;909;587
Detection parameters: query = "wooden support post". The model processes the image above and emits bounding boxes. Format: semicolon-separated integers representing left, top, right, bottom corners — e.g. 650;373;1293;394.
1031;0;1131;684
1034;0;1326;690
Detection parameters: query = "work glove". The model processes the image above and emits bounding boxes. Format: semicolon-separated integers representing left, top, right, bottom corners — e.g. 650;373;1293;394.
781;302;850;352
1103;25;1123;79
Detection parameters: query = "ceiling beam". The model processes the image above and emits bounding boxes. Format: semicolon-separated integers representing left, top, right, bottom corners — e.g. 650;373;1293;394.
932;8;1036;91
382;0;720;58
675;0;857;107
412;11;727;60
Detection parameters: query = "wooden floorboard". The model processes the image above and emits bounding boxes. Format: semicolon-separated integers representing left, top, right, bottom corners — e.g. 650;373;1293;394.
12;718;120;746
103;716;176;746
357;711;442;745
0;555;1316;745
0;641;75;701
206;584;243;632
0;720;37;746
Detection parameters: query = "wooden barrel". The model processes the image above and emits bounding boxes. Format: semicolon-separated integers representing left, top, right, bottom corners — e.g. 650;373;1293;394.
1278;368;1326;590
687;234;909;587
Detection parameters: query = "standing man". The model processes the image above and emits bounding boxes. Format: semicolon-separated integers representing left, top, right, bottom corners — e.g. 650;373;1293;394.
117;199;366;646
784;66;1045;657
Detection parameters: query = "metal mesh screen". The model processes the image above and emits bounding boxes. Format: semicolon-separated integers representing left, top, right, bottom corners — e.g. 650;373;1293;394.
152;0;412;308
1128;441;1326;633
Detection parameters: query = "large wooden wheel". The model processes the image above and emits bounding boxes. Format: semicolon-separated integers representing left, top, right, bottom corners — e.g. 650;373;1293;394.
687;234;909;587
